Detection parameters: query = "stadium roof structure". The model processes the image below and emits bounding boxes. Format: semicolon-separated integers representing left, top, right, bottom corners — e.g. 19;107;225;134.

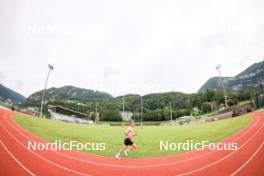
48;105;88;119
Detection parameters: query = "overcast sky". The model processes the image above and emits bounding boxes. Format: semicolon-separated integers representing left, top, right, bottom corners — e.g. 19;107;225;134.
0;0;264;97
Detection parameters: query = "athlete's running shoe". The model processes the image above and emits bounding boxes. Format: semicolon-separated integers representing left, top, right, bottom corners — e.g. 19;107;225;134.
115;154;121;160
124;150;128;156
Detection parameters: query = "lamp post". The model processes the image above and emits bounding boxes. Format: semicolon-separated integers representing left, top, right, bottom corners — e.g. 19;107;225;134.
216;64;228;109
40;64;54;118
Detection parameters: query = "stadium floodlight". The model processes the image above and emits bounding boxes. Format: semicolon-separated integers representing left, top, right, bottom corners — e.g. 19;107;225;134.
216;64;228;109
40;64;54;118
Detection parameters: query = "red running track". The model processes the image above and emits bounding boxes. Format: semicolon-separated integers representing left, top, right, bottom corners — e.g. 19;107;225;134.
0;107;263;176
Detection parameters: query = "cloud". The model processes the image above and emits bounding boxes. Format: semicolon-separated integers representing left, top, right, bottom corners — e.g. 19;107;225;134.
0;71;5;80
0;0;263;97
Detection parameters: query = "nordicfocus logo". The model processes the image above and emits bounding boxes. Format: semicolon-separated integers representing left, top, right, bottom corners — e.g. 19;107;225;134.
27;140;106;151
160;140;238;151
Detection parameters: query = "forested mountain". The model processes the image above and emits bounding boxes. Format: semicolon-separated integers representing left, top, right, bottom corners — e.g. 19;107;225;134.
26;85;113;105
0;83;25;103
45;89;254;121
198;61;264;93
47;92;193;121
23;84;257;121
22;60;264;121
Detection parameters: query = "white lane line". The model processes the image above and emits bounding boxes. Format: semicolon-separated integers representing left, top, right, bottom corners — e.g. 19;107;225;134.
5;113;261;168
0;140;36;176
176;123;264;176
230;141;264;176
7;115;260;168
0;121;91;176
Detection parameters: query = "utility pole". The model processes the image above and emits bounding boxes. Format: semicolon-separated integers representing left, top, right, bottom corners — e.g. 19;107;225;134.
216;64;228;109
40;64;54;118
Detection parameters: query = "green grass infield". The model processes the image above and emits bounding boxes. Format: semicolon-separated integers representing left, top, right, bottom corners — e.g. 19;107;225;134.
13;114;250;158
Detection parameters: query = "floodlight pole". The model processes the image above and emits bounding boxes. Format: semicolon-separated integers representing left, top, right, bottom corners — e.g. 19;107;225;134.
216;64;228;109
40;64;54;118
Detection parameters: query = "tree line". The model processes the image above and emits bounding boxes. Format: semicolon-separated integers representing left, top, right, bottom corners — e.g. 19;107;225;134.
21;86;264;121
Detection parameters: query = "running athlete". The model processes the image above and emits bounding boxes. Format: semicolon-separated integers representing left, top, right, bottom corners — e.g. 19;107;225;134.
115;120;137;160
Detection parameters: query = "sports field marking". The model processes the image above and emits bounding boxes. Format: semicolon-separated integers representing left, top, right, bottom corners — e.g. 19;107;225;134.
5;113;259;168
0;140;36;176
230;141;264;176
3;112;264;176
176;121;264;176
1;109;263;176
0;121;91;176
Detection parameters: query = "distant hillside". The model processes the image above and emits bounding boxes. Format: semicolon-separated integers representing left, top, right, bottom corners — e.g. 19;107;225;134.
26;85;113;105
0;84;26;103
198;61;264;93
48;91;191;117
112;91;190;111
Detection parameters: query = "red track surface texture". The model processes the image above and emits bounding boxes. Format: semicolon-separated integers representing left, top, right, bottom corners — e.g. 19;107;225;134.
0;108;263;176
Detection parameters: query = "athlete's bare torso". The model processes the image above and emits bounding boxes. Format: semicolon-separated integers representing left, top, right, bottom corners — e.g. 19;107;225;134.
125;126;134;139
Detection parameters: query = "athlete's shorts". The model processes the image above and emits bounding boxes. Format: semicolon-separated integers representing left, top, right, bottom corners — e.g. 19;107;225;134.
124;138;133;146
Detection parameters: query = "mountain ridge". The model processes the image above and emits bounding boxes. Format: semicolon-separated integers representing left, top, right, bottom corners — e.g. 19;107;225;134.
198;61;264;93
26;85;113;105
0;83;26;103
